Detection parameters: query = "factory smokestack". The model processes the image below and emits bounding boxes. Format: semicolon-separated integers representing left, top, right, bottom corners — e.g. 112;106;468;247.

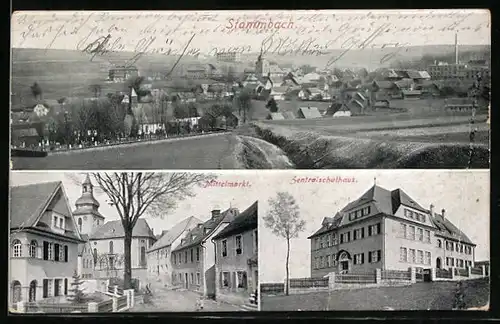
455;33;459;64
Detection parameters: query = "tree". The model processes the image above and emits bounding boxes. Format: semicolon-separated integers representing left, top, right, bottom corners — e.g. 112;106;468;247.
67;270;86;304
236;90;252;123
30;82;42;100
91;172;215;289
266;98;279;113
263;192;306;296
89;84;102;98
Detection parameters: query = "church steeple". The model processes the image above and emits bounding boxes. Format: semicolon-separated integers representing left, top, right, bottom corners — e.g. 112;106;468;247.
75;174;100;211
73;174;105;235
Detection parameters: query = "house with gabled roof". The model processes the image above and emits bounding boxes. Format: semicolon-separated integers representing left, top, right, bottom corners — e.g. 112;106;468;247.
145;216;201;287
307;184;477;278
212;202;258;306
171;207;239;297
9;181;85;306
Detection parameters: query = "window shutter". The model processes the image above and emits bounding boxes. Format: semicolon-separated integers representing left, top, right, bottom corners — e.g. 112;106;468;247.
361;228;365;238
377;223;381;234
353;230;357;240
43;242;49;260
54;244;60;261
43;279;48;298
361;253;365;264
64;245;68;262
368;252;372;263
377;250;381;262
64;278;68;295
368;226;372;236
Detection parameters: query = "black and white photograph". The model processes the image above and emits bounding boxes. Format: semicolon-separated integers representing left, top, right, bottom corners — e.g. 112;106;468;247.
258;170;490;311
9;172;259;313
10;9;490;170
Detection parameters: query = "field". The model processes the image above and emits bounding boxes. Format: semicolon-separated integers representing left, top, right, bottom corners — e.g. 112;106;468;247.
261;279;490;311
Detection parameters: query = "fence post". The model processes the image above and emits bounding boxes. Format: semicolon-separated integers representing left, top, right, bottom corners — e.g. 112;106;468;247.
328;272;336;290
88;302;98;313
130;289;135;308
112;297;118;312
450;267;455;280
17;301;26;313
431;268;436;281
467;266;472;277
409;267;416;283
375;269;381;284
481;265;486;277
114;285;119;295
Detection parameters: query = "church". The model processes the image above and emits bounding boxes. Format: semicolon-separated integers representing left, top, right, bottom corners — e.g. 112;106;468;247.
74;175;156;282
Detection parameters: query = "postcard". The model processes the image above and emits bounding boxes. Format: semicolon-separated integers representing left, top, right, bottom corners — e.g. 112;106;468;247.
10;9;491;170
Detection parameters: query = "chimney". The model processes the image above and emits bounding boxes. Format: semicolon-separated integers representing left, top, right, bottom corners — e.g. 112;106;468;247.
211;209;221;219
441;208;446;219
430;204;434;216
455;33;459;64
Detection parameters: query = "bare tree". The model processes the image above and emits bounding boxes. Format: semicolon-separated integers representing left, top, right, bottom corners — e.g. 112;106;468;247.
90;172;216;289
263;192;306;296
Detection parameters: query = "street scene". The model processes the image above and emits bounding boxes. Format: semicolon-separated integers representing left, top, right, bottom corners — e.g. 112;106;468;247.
10;10;490;170
259;171;490;311
9;172;259;313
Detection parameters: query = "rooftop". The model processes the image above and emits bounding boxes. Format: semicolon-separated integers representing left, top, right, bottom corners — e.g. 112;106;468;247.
212;201;258;240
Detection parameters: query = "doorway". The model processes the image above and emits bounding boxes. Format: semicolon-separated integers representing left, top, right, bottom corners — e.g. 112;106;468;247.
338;251;350;274
436;257;442;269
29;280;37;302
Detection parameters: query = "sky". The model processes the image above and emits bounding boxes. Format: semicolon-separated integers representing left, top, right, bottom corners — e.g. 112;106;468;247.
257;170;490;283
10;170;489;283
11;10;490;56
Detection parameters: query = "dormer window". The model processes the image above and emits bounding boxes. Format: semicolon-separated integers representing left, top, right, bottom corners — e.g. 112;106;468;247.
191;235;197;241
204;228;210;235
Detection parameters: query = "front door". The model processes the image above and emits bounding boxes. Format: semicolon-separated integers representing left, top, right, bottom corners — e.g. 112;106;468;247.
436;258;442;269
341;261;349;273
54;279;60;297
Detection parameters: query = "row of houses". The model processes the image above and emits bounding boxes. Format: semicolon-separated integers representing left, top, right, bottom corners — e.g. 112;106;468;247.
9;175;258;308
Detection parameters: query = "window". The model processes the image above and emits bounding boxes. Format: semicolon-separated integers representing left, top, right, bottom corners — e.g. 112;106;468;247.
400;247;407;262
409;226;415;240
222;272;230;287
109;241;114;254
354;253;364;265
446;257;450;266
59;245;64;262
451;258;455;267
332;233;338;245
319;256;324;268
417;250;424;264
421;214;426;223
425;230;431;243
400;223;407;238
196;247;200;261
222;240;228;257
184;251;188;263
59;218;64;228
235;235;242;255
368;250;381;263
315;238;319;249
196;273;201;285
326;234;331;247
64;278;68;295
47;280;53;297
460;245;464;253
326;255;331;267
12;239;22;257
409;249;416;263
319;236;324;248
347;231;351;241
190;249;194;262
53;216;58;228
190;273;194;284
455;243;459;252
253;230;258;253
173;253;176;264
418;228;424;241
47;242;53;260
237;271;247;288
360;228;365;238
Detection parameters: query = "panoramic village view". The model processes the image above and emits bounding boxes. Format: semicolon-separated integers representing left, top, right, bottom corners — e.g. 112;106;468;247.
10;10;491;169
9;172;259;313
259;171;490;311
